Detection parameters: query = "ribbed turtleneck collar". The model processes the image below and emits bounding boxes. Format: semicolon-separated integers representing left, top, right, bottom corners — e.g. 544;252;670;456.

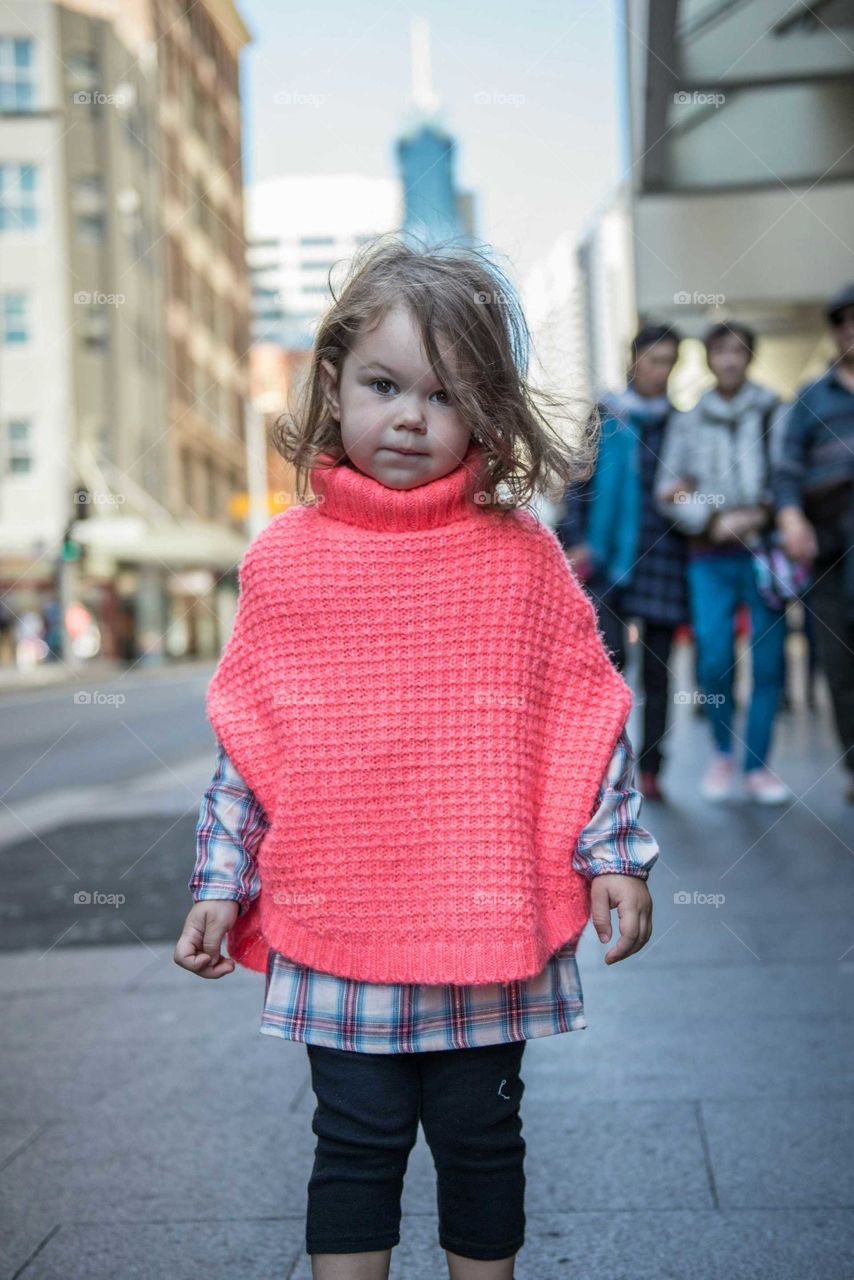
309;439;487;532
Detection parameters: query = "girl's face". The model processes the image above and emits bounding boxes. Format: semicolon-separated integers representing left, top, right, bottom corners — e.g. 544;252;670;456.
319;304;473;488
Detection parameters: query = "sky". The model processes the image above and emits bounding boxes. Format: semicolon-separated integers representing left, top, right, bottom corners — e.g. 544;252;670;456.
237;0;626;283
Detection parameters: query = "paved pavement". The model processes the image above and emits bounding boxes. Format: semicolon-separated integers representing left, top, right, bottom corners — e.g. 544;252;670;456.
1;642;853;1279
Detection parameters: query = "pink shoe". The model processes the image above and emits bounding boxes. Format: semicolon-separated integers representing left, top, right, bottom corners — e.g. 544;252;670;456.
701;752;736;801
743;767;792;805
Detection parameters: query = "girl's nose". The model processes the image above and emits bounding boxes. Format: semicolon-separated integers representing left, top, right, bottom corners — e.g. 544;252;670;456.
394;399;427;429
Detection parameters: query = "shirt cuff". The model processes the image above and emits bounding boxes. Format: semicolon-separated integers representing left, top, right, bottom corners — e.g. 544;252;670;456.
580;859;651;880
191;886;254;917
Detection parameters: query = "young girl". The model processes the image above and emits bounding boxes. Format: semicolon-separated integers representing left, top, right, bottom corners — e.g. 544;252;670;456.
174;238;659;1280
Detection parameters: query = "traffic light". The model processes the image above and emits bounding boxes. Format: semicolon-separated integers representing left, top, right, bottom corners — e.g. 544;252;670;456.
61;534;81;561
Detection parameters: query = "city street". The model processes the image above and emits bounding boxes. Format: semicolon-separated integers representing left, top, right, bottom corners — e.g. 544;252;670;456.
1;653;852;1278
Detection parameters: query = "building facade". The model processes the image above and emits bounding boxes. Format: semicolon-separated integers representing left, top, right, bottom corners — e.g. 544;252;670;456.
0;0;252;667
578;0;854;403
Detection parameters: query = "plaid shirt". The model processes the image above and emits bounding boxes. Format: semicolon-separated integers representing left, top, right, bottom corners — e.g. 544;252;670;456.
189;727;659;1053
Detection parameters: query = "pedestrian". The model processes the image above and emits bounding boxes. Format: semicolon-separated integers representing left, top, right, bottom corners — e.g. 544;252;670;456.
654;322;792;804
775;284;854;802
556;324;691;803
174;238;659;1280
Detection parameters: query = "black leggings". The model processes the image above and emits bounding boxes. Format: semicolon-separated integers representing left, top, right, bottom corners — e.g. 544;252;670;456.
305;1038;527;1261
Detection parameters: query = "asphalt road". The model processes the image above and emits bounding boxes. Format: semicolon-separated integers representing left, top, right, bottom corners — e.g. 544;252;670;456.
0;664;219;953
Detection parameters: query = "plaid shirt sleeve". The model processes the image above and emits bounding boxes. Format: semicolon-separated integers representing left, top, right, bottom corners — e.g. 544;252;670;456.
188;741;267;916
572;724;660;880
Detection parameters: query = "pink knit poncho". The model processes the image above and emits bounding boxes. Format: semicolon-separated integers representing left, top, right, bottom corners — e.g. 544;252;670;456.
206;439;633;985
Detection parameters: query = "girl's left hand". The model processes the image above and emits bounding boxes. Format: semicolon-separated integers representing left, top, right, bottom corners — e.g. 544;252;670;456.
590;874;653;964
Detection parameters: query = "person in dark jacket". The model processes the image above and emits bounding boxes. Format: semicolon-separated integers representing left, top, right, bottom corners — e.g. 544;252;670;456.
556;325;689;802
774;284;854;802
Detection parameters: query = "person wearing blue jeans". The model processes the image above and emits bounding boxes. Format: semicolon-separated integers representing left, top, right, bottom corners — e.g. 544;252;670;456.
687;549;788;774
656;321;791;803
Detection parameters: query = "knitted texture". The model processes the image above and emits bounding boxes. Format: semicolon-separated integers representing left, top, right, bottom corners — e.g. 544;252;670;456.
206;439;634;984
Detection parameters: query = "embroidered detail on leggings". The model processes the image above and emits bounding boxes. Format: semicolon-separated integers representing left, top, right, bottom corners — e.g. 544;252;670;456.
498;1078;511;1099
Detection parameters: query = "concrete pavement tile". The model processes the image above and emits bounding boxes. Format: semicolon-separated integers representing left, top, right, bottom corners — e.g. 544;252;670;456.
524;1011;854;1102
0;966;297;1116
702;1097;854;1208
521;1098;714;1211
0;1211;62;1280
8;1219;297;1280
509;1208;854;1280
8;1207;854;1279
0;944;178;995
570;957;854;1021
0;1099;316;1225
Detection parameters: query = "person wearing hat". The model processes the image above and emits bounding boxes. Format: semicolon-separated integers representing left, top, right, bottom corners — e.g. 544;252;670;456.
774;284;854;802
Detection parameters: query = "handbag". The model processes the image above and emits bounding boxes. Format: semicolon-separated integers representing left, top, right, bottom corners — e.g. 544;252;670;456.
752;402;812;610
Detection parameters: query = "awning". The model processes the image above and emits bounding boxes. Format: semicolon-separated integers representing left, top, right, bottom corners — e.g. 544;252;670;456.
70;515;248;571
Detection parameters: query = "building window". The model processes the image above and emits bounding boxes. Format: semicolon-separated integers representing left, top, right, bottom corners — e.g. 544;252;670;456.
80;302;109;350
96;421;111;460
0;37;34;112
181;447;195;513
204;458;216;517
0;162;39;231
1;292;29;344
5;418;32;473
66;48;99;89
71;174;106;245
300;235;335;246
231;388;243;438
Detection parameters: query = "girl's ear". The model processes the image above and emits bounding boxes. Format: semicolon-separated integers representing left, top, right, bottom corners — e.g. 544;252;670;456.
319;358;340;422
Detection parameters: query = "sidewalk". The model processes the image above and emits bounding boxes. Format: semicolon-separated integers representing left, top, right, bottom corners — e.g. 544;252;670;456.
1;689;852;1278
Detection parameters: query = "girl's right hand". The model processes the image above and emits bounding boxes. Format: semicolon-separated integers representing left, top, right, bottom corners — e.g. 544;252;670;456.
173;900;240;978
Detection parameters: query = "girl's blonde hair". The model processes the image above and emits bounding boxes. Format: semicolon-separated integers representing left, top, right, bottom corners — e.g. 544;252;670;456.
272;234;598;515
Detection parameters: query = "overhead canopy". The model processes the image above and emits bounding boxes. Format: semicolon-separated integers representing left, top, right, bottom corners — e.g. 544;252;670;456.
71;515;247;571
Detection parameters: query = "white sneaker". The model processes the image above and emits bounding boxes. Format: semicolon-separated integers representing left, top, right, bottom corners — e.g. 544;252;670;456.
701;752;736;801
743;767;792;805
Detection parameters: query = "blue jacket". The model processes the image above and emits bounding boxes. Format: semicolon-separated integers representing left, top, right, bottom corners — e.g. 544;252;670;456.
557;405;642;587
